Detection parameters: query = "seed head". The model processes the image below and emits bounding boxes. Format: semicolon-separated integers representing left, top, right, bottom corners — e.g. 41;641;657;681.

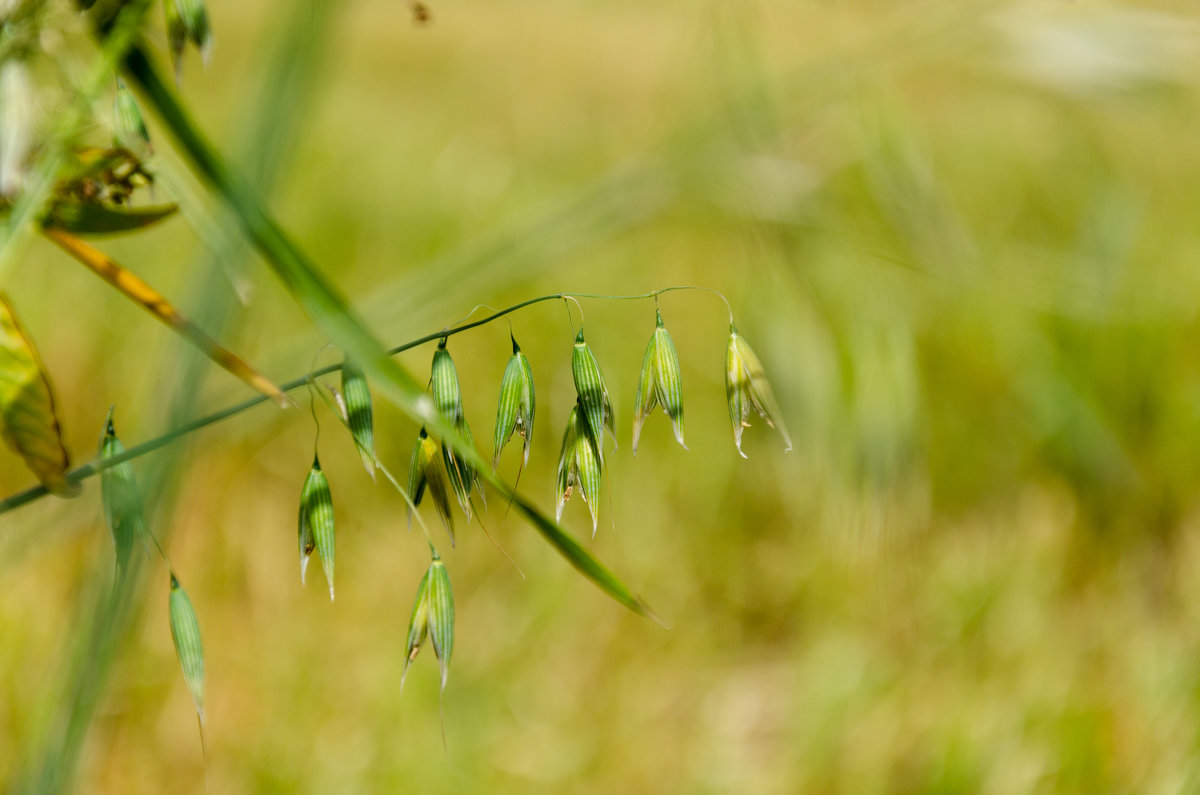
401;550;455;693
725;323;792;457
168;573;205;724
632;309;686;454
556;401;603;535
113;82;151;156
493;334;536;471
570;328;615;461
99;409;145;577
341;357;376;480
408;427;455;546
298;455;336;600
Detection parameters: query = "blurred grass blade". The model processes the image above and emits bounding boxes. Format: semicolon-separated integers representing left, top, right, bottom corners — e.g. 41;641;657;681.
340;357;375;480
43;201;176;235
0;294;78;496
41;226;289;406
124;44;657;619
299;455;336;600
168;573;205;724
99;409;145;576
427;552;454;692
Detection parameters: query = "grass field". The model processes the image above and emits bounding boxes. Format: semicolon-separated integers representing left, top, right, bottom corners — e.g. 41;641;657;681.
4;0;1200;792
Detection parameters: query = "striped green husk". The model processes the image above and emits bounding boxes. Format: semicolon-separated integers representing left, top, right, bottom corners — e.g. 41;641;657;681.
409;428;454;545
493;335;535;471
113;83;150;152
400;565;431;692
299;456;336;600
430;340;463;423
441;417;480;522
174;0;212;60
556;402;603;533
100;410;144;576
427;555;454;691
570;329;614;462
632;309;686;454
168;573;205;723
341;357;376;479
726;324;792;457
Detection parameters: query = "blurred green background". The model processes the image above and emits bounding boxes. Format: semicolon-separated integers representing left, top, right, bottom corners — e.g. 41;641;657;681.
5;0;1200;791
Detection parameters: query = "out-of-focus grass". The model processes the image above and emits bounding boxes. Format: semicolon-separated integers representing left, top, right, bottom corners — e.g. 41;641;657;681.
5;0;1200;791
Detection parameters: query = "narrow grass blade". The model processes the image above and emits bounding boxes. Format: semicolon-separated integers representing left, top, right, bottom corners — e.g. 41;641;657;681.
99;409;144;575
299;456;336;600
168;573;205;724
41;227;290;406
0;294;78;497
340;357;375;479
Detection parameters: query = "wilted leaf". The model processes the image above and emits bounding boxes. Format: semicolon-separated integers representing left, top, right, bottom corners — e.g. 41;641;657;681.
42;200;177;235
0;295;78;497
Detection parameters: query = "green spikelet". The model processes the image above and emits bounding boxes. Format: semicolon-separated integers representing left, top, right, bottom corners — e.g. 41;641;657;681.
168;573;205;724
555;402;603;534
99;409;144;576
427;552;455;692
341;357;376;479
112;82;151;155
632;309;686;454
725;323;792;458
493;334;536;471
570;328;615;461
408;428;455;545
299;456;336;600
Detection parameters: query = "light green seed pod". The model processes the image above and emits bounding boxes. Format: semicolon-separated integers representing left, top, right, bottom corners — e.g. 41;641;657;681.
299;456;336;600
570;329;615;461
441;417;479;522
100;409;144;576
426;553;454;692
163;0;187;79
725;323;792;458
341;357;376;480
400;564;432;692
492;334;536;471
175;0;213;62
555;402;602;532
409;428;455;545
632;309;686;454
555;403;582;523
573;409;602;536
168;573;205;724
430;339;463;423
113;82;151;155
